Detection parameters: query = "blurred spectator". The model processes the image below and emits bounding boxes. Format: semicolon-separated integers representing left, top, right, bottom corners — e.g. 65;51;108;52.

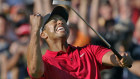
133;18;140;45
130;0;140;25
89;0;118;47
5;0;24;6
124;18;140;79
68;0;80;24
6;24;30;79
10;5;28;26
69;0;90;47
0;13;11;79
89;0;134;79
0;2;10;14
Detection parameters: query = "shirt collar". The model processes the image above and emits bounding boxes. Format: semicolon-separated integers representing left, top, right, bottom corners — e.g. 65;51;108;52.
44;44;75;58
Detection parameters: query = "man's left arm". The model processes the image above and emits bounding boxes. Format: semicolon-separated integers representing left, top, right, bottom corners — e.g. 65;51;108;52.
102;51;133;67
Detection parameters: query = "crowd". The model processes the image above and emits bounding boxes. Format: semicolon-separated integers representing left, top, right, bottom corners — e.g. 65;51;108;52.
0;0;140;79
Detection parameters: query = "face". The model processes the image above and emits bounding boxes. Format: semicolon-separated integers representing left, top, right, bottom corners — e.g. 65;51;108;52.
42;15;69;40
99;5;112;20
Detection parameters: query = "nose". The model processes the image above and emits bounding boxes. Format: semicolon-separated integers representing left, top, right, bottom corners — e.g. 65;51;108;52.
57;20;63;25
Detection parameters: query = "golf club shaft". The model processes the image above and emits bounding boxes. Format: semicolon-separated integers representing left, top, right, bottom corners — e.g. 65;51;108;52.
53;0;131;68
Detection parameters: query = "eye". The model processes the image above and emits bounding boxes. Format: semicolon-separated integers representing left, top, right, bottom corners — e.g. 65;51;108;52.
58;18;66;23
50;19;57;23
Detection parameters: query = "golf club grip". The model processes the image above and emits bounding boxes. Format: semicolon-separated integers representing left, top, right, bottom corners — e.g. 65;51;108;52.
53;0;71;6
110;47;132;68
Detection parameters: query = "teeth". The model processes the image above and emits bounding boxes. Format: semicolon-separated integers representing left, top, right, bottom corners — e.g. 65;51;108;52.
57;27;65;31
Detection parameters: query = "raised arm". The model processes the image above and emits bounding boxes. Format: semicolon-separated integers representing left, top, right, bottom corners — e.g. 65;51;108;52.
89;0;100;37
27;14;44;78
34;0;52;16
34;0;43;14
71;0;90;47
78;0;89;35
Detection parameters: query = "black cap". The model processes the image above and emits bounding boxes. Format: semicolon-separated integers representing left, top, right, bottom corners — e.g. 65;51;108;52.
40;6;68;33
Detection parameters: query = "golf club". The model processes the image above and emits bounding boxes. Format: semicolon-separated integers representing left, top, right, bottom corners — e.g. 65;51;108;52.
52;0;132;68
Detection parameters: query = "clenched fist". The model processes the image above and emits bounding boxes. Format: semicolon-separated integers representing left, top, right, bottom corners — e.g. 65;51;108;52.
116;52;133;68
30;14;42;33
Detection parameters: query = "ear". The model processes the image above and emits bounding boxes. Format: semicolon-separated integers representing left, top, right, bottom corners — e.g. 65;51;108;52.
40;31;48;39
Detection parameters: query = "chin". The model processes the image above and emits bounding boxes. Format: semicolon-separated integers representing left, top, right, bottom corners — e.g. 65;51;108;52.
56;33;69;39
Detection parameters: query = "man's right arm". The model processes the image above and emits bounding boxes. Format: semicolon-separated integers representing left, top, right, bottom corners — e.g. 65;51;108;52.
27;14;44;78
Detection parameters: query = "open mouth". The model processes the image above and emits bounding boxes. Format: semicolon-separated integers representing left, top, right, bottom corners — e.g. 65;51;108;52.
56;27;65;32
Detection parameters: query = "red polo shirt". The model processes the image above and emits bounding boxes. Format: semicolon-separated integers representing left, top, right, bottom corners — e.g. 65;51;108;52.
27;44;111;79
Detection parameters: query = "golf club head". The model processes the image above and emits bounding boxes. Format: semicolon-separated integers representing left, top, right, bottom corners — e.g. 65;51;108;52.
52;0;71;6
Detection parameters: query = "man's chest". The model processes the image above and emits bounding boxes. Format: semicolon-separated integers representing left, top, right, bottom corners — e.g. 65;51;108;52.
43;50;98;79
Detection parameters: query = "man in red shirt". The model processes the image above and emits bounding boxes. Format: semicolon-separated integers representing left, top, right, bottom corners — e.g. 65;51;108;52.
27;6;133;79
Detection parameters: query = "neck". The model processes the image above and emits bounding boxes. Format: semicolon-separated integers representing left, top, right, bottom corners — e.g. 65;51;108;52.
47;39;68;52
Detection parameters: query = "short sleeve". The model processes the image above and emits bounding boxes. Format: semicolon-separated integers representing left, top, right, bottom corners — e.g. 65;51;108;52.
89;45;111;65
